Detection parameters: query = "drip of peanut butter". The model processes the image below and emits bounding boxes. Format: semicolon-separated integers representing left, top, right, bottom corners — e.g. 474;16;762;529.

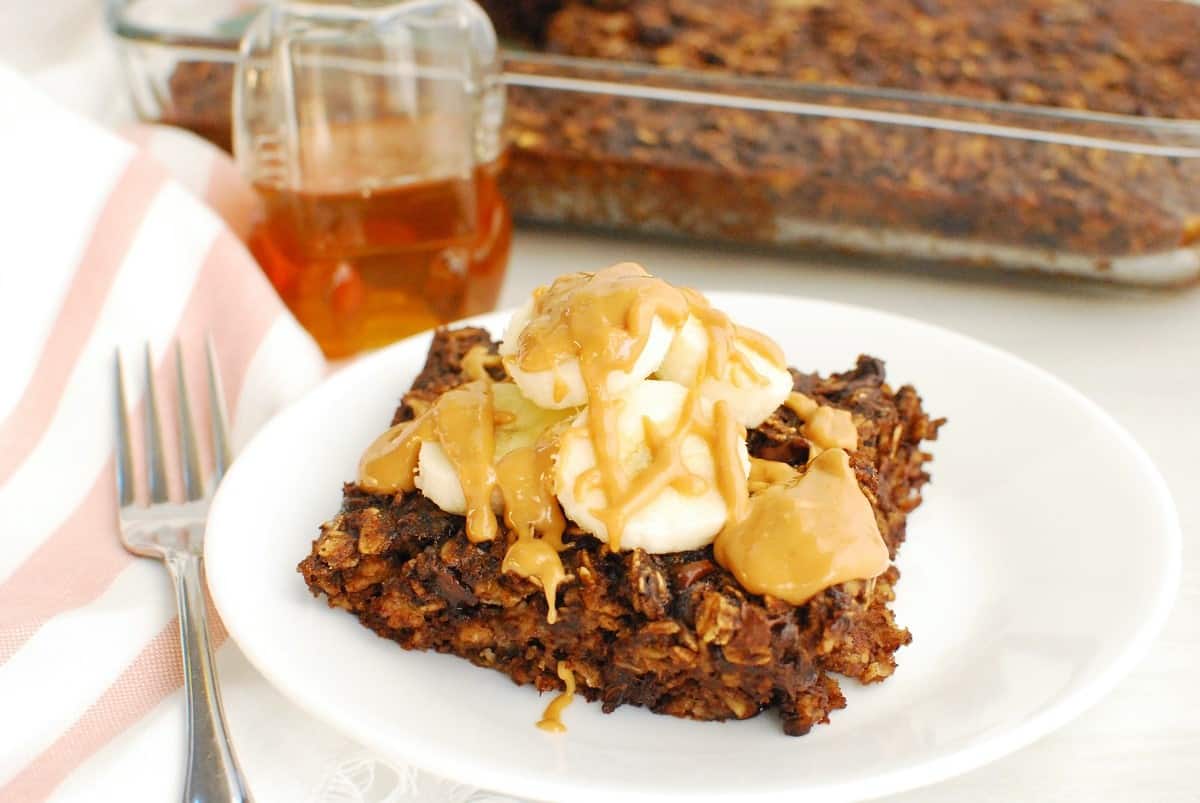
502;537;568;624
734;325;787;370
784;392;858;455
495;430;566;549
359;380;573;555
498;423;572;625
714;448;889;605
536;661;576;733
712;400;748;524
680;287;786;380
590;385;712;550
432;381;499;543
357;413;433;494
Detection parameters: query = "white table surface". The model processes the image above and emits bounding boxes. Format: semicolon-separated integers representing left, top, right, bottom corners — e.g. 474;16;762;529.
500;228;1199;802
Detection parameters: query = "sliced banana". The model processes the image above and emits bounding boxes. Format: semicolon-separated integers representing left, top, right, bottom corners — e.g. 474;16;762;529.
414;382;576;518
499;300;678;409
497;299;533;359
656;315;793;428
495;383;569;453
414;439;467;514
553;380;750;552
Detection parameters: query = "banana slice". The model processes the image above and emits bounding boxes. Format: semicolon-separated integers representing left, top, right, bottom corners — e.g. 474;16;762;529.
414;439;467;514
497;299;533;359
492;381;578;455
553;380;750;552
414;382;577;517
499;301;679;410
656;315;792;428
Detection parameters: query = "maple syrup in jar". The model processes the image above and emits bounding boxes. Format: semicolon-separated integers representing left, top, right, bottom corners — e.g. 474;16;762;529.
234;0;508;358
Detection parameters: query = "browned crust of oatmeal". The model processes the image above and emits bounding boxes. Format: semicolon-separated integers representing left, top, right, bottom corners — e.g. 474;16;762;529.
299;327;943;735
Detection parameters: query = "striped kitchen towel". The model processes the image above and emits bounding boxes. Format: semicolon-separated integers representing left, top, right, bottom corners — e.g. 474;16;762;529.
0;65;499;803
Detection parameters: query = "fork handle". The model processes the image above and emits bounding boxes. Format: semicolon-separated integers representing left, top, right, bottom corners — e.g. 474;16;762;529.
166;550;253;803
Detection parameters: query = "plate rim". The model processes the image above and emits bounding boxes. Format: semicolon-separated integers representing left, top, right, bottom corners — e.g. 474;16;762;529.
206;292;1182;803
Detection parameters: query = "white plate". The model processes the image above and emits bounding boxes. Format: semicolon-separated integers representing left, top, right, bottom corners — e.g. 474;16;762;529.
205;293;1180;803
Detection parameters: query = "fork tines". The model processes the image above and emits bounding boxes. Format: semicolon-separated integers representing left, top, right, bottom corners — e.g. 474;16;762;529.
113;337;231;508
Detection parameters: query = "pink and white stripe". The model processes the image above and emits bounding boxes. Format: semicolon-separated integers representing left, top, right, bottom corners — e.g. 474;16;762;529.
0;66;326;801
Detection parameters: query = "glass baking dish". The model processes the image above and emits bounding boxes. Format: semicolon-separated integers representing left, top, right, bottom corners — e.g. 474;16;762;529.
106;0;251;152
502;52;1200;286
108;0;1200;286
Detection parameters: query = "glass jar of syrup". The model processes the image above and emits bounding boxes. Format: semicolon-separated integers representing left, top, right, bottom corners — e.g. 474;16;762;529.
234;0;510;359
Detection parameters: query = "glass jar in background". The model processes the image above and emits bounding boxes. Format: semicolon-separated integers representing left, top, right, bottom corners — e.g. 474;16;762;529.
234;0;510;359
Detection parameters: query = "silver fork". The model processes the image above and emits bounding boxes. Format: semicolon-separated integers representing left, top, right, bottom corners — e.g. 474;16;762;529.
114;339;252;803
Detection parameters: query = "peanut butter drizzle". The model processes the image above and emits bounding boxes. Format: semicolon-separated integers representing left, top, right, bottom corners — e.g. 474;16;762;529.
357;413;433;494
784;392;859;455
510;264;693;551
510;264;689;374
734;324;787;370
680;287;785;382
536;661;576;733
592;385;707;549
496;436;566;548
502;537;568;624
714;448;889;605
432;380;499;543
507;264;792;552
712;400;748;523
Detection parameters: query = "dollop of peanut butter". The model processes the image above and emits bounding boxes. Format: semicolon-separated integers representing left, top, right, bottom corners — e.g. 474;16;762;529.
536;661;576;733
748;456;800;493
784;392;858;455
714;448;889;605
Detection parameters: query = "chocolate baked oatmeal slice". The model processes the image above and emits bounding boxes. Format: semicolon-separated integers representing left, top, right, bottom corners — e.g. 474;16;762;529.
299;326;941;735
